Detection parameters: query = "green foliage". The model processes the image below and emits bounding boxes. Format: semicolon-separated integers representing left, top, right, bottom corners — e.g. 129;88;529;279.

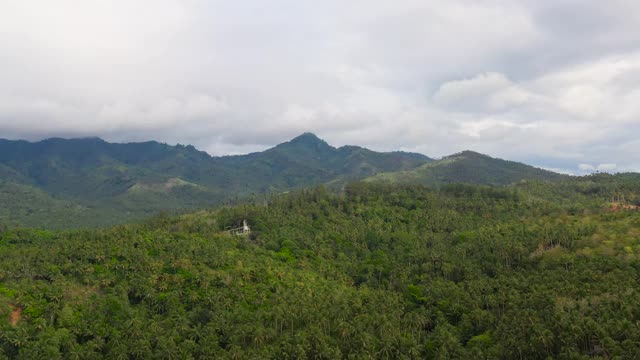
1;181;640;358
0;134;430;228
367;150;566;186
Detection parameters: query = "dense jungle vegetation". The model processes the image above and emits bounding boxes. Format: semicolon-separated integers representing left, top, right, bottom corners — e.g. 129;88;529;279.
1;175;640;359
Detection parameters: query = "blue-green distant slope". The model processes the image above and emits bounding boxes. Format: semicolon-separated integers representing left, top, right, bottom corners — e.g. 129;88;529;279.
366;150;566;186
0;133;431;228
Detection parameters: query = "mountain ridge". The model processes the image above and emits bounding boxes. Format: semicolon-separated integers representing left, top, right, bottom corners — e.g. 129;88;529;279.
3;133;613;228
0;133;434;227
365;148;567;187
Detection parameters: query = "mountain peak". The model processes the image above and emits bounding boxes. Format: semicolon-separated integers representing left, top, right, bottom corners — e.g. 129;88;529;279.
445;150;489;159
268;132;336;158
290;132;324;144
279;132;333;150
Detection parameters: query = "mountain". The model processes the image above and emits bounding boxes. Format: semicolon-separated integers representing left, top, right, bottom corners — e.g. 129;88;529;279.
2;133;594;228
214;133;432;192
365;150;566;186
0;133;431;228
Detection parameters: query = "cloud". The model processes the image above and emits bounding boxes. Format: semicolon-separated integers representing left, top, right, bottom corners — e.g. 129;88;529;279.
579;164;596;171
541;167;577;176
0;0;638;171
426;54;640;171
578;163;618;174
433;72;540;113
597;163;617;172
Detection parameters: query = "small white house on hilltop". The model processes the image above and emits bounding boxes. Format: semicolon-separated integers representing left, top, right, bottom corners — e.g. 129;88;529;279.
228;220;251;236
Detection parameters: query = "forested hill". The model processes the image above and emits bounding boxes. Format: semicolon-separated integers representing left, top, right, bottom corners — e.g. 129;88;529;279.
2;181;640;358
0;133;431;228
3;134;630;229
366;150;566;186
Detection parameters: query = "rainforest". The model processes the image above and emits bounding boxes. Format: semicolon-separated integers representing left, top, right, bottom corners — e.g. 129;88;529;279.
2;175;640;359
3;1;640;358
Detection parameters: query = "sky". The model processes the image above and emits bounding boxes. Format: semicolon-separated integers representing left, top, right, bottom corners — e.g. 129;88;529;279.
1;1;639;174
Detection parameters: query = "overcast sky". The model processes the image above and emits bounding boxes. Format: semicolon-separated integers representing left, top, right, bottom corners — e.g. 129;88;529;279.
1;1;639;174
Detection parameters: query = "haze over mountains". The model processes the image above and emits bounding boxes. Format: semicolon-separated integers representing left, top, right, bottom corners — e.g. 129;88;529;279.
0;132;573;228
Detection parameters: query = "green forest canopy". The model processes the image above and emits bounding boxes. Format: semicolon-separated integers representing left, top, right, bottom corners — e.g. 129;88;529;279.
1;176;640;358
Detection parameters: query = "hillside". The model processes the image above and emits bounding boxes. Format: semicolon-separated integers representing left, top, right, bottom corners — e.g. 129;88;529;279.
0;134;431;228
366;150;566;187
2;181;640;358
4;135;633;229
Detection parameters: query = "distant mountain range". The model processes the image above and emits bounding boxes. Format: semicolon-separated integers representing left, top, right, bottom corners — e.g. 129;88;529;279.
0;132;568;228
0;133;429;227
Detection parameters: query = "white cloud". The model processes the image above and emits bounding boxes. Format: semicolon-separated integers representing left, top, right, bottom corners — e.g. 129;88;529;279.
541;167;577;176
0;0;638;172
433;73;513;109
577;163;619;174
597;163;617;172
433;72;545;115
